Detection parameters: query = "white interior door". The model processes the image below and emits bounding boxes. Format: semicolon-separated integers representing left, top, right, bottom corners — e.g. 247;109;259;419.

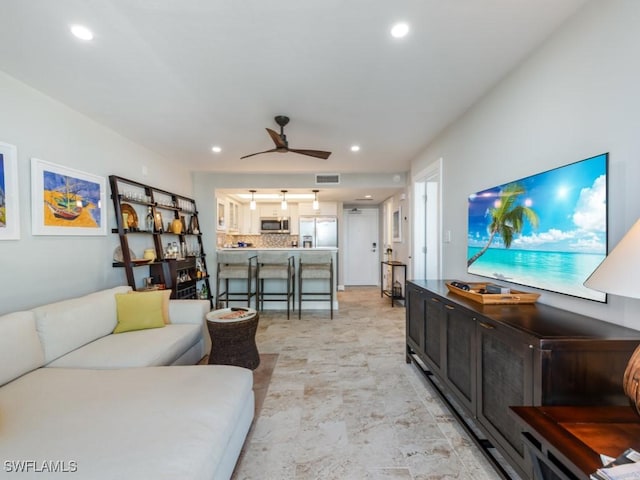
344;208;379;285
412;158;442;280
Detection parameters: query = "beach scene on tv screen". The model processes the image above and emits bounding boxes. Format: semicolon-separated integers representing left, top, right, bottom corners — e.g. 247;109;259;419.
467;153;607;302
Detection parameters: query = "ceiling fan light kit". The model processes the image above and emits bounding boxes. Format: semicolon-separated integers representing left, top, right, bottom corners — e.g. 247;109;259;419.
241;116;332;160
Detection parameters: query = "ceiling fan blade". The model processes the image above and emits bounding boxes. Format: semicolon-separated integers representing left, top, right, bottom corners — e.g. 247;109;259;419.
240;148;279;159
289;148;332;159
266;128;287;149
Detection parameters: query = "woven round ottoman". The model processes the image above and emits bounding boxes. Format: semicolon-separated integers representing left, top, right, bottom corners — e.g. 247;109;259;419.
206;308;260;370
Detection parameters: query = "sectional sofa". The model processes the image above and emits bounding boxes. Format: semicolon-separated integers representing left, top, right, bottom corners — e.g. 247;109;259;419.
0;286;254;479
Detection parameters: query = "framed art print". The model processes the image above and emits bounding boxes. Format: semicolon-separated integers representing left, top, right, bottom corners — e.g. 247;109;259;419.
392;206;402;242
31;158;107;236
0;142;20;240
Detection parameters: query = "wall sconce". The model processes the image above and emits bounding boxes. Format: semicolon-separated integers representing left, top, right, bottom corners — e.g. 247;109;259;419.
312;189;319;210
281;190;288;210
249;190;256;210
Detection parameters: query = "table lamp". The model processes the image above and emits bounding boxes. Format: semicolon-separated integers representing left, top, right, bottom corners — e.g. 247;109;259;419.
584;218;640;413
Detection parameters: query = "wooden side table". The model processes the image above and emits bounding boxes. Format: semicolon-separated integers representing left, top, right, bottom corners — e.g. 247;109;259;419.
206;308;260;370
511;405;640;480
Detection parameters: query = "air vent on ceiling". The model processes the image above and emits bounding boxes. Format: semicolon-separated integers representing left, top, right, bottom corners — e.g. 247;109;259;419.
315;173;340;185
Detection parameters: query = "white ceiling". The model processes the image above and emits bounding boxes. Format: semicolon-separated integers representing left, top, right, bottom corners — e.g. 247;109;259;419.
1;0;588;202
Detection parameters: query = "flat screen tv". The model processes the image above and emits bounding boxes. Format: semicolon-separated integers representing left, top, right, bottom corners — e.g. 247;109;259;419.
467;153;608;302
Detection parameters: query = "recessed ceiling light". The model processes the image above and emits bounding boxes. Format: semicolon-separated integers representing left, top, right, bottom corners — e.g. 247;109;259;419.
390;22;409;39
211;146;222;153
70;24;94;41
350;145;360;152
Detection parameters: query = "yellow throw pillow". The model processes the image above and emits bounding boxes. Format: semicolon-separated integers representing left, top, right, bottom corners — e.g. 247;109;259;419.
128;289;172;324
114;291;166;333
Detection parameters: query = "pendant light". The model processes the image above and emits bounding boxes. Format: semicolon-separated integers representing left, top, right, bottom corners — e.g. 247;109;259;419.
249;190;256;210
312;189;320;210
281;190;288;210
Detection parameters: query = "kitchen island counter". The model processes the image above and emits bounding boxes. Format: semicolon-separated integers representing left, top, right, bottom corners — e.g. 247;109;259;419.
215;247;338;311
218;247;337;251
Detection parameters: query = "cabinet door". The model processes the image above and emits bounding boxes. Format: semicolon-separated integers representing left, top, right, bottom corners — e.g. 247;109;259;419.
424;293;444;375
289;204;299;234
259;204;280;217
476;318;534;476
406;283;425;355
443;303;476;413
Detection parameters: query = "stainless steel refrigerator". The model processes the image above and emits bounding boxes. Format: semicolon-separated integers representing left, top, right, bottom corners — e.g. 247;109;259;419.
299;216;338;248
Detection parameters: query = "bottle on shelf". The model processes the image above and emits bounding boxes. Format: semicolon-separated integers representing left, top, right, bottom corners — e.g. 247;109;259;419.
199;283;209;300
146;207;154;232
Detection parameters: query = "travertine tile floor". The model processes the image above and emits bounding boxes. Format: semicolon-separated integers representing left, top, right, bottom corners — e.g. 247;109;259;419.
232;286;499;480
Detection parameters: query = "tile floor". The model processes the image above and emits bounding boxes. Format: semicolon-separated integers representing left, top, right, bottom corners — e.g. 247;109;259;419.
232;286;500;480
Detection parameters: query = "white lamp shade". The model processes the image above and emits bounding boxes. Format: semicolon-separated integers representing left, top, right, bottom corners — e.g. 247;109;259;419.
584;218;640;298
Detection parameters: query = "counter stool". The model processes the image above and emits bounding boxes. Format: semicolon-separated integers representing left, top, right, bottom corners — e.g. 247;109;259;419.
257;251;295;319
215;251;257;309
298;251;333;319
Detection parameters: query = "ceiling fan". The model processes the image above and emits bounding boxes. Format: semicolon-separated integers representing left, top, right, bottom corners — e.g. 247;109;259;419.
240;115;332;160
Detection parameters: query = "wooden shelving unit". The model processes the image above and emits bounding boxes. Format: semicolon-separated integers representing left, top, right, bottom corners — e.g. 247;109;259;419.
109;175;212;307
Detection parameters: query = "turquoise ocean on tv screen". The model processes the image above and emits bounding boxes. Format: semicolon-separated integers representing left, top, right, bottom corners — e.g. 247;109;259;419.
467;246;605;301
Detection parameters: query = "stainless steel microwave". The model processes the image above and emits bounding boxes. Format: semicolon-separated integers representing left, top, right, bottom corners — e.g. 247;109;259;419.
260;217;290;233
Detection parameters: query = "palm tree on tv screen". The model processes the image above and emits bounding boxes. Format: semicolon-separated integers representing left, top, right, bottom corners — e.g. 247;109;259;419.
467;182;539;267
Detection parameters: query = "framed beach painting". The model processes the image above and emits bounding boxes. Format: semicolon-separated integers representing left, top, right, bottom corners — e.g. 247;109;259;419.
31;158;107;236
0;142;20;240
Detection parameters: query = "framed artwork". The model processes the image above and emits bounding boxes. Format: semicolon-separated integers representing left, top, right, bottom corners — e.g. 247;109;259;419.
31;158;107;236
392;206;402;242
0;142;20;240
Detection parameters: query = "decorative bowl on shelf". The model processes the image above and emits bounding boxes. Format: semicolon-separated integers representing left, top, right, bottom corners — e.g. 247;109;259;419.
131;258;152;265
113;246;136;263
143;248;156;261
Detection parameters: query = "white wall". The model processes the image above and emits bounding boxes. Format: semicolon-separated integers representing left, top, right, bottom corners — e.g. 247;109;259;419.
411;0;640;329
0;72;193;314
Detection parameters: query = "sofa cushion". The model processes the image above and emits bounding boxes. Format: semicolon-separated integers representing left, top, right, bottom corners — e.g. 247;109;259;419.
0;312;44;386
129;289;172;324
45;324;202;368
33;286;131;364
114;291;165;333
0;365;254;480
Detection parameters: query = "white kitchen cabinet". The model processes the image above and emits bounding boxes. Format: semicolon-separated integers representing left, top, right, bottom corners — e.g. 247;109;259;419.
227;200;239;232
240;204;260;234
298;201;338;216
259;203;281;218
289;203;299;235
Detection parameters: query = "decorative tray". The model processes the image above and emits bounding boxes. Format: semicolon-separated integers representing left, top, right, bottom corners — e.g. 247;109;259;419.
206;307;256;322
445;281;539;304
121;203;138;229
131;258;152;265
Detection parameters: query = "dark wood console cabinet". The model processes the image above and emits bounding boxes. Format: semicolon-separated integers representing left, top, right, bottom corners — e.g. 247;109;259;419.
405;280;640;480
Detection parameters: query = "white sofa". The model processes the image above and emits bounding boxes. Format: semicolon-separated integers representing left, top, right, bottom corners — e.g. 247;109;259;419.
0;286;254;480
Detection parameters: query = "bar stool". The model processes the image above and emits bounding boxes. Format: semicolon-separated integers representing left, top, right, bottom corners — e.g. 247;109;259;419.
215;251;257;309
257;251;295;319
298;251;333;319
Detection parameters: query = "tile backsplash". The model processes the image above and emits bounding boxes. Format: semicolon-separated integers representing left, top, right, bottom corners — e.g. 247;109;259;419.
219;234;299;248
